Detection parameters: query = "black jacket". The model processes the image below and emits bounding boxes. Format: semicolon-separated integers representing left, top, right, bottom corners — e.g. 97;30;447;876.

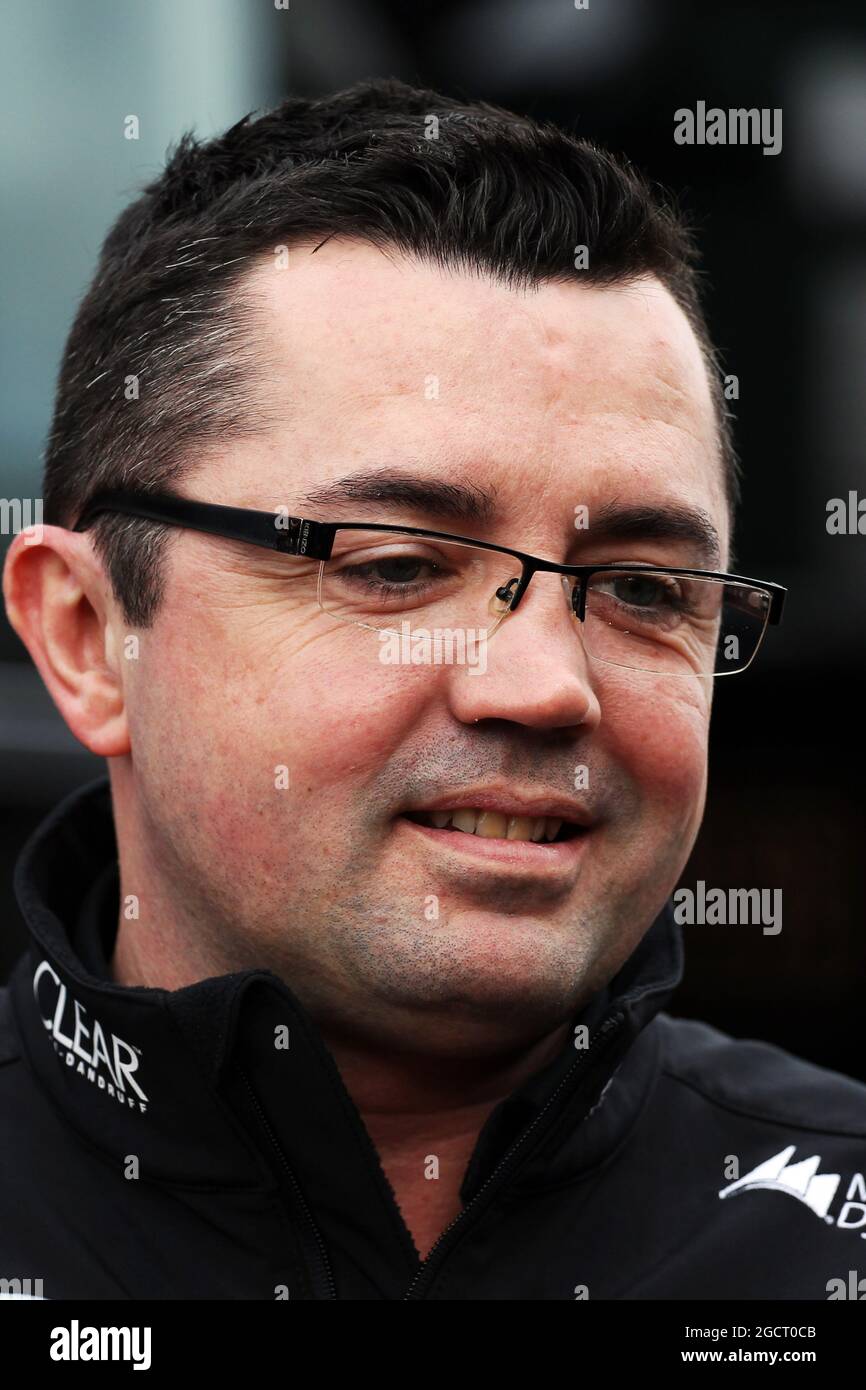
2;777;865;1300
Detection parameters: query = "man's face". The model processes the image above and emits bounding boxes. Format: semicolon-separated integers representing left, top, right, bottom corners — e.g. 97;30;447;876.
118;241;728;1052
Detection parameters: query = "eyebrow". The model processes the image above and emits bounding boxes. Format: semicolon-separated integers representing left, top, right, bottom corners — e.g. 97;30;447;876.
296;468;722;567
587;499;723;568
297;467;498;528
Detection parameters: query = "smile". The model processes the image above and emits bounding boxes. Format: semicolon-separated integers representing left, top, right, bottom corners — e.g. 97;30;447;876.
396;813;591;875
404;808;580;843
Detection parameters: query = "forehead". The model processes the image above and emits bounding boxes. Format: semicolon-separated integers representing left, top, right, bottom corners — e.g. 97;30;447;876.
241;238;728;553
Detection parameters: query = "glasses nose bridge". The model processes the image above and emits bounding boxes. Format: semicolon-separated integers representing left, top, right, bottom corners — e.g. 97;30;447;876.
507;559;586;622
488;562;586;642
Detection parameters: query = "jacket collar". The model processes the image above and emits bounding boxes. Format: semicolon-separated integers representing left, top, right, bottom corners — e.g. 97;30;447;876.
11;776;684;1214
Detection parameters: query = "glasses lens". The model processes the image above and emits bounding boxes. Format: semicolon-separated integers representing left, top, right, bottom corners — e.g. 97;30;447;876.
582;570;771;676
319;537;772;679
318;530;520;636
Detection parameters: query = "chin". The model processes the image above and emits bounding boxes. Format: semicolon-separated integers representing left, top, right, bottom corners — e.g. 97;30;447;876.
417;950;587;1026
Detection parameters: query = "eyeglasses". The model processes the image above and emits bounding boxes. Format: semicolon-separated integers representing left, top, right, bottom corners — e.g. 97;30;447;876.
73;490;787;678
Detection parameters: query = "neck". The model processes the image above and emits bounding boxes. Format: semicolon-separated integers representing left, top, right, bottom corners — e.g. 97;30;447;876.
318;1019;572;1259
320;1016;572;1115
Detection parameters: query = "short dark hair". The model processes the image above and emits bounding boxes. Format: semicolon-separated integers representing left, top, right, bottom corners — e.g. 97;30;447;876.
43;76;738;626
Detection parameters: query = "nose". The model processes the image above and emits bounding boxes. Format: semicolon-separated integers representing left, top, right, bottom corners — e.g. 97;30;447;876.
448;569;602;732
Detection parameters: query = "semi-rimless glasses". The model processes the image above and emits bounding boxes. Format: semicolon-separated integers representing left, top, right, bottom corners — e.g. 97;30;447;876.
73;490;787;679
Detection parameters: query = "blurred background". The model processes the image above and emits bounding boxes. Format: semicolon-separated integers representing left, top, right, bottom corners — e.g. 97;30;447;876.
1;0;863;1077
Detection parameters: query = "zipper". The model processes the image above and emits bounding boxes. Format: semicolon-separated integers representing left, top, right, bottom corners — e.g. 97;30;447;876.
238;1065;337;1301
402;1011;625;1300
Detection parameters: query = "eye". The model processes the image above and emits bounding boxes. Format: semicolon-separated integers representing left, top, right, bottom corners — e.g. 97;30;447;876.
601;572;683;610
332;546;453;594
353;554;435;585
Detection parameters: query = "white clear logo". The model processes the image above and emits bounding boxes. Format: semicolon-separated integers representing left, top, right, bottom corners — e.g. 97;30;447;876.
33;960;148;1111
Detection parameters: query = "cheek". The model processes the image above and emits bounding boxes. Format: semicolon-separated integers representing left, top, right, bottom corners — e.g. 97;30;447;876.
130;595;434;823
252;638;435;800
602;677;711;832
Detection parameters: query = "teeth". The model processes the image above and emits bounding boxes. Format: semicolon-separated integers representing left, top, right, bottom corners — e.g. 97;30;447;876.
476;812;508;838
419;809;572;842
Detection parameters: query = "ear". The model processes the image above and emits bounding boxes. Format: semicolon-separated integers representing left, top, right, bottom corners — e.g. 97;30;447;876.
3;525;131;757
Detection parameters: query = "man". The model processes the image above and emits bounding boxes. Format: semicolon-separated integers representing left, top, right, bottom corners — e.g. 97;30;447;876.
1;77;863;1301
